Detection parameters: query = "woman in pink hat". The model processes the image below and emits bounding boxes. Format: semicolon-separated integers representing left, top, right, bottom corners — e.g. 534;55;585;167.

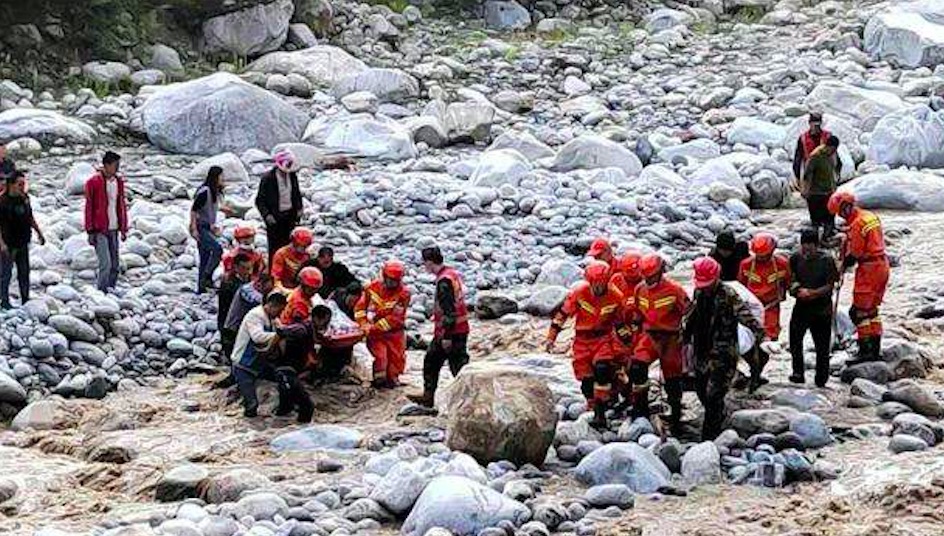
255;150;303;267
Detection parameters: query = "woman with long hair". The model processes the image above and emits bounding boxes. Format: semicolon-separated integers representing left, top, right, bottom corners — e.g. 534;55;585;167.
191;165;226;293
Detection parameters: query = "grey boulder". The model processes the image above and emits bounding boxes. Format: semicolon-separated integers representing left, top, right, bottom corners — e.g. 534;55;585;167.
574;443;671;493
402;476;530;536
202;0;294;57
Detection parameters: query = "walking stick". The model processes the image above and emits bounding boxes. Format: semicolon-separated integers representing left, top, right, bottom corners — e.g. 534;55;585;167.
832;236;848;349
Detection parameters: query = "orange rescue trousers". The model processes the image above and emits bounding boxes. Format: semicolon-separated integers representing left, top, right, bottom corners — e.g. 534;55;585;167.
763;305;781;340
367;331;406;382
853;258;890;338
634;331;684;379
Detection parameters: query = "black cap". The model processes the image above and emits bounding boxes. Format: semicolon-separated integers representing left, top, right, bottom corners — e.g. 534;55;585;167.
809;112;823;123
716;231;736;250
800;228;819;245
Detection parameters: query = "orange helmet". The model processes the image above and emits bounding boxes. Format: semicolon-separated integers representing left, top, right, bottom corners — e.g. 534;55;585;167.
693;256;721;289
584;260;612;285
618;251;642;279
750;233;776;256
298;267;323;288
639;254;664;278
290;228;314;248
587;237;612;259
382;259;405;281
828;191;856;215
233;226;256;241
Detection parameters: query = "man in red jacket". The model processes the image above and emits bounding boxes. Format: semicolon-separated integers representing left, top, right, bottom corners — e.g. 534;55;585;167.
84;151;129;292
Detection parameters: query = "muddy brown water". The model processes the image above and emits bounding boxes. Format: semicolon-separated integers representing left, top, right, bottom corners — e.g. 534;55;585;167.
2;209;944;535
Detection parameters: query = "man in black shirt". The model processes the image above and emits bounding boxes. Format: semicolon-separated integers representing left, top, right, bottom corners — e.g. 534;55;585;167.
0;171;45;309
788;229;838;387
310;247;357;297
709;231;750;281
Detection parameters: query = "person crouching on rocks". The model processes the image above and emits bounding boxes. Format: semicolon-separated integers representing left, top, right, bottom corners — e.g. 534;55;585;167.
684;257;766;440
232;292;287;418
546;261;626;430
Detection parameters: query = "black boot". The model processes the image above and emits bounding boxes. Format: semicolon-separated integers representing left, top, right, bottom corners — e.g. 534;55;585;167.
749;348;770;393
847;337;875;366
590;403;608;430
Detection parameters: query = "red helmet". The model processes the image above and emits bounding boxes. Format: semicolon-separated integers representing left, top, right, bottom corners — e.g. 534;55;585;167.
290;228;314;248
587;237;612;259
584;260;612;285
639;254;664;278
693;256;721;289
750;233;776;256
828;191;856;215
382;259;405;281
233;226;256;240
298;267;323;288
618;251;642;279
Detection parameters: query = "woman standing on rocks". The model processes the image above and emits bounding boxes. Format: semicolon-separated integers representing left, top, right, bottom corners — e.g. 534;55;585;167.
190;165;230;293
255;151;303;268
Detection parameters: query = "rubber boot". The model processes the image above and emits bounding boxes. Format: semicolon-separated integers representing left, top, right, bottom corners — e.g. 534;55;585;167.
871;335;882;362
847;337;875;366
630;386;650;420
406;391;434;408
748;348;770;393
590;403;608;430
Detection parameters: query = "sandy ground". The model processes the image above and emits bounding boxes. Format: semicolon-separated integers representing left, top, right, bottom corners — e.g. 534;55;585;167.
2;209;944;536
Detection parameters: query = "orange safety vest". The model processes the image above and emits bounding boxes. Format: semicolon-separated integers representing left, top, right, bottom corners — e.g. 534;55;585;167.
222;247;266;276
635;277;689;332
845;208;886;260
281;287;313;325
433;266;470;337
271;246;310;290
553;282;624;335
354;279;411;334
738;255;791;307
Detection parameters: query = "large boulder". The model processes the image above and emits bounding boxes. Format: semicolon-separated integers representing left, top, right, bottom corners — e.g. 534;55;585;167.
657;138;721;165
444;102;495;144
883;383;944;418
866;106;944;168
574;443;671;493
782;113;863;162
645;8;694;33
202;469;272;504
402;476;530;536
66;162;96;196
839;170;944;212
190;153;250;185
469;149;533;188
551;135;643;176
534;259;582;288
155;464;210;502
11;398;75;430
747;173;788;209
311;116;417;161
486;130;555;162
246;46;368;86
202;0;294;57
864;1;944;68
48;314;100;343
368;462;427;515
141;73;308;155
681;441;721;485
82;61;131;85
444;365;558;467
0;372;27;406
728;408;794;437
690;157;749;203
332;68;419;104
804;81;907;132
0;109;96;145
726;117;787;147
484;1;531;31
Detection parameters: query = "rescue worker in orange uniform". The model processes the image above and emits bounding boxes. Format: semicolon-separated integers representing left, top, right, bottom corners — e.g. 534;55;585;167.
407;247;471;408
737;232;790;390
222;225;266;277
610;251;644;414
633;254;690;430
587;237;618;272
271;227;313;290
829;191;890;363
355;260;411;389
281;267;323;325
546;261;626;429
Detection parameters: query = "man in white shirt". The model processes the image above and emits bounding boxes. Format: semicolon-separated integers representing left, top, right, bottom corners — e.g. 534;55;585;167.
232;292;287;417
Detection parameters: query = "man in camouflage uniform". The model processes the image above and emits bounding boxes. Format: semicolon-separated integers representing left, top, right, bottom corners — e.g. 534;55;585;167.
685;257;766;440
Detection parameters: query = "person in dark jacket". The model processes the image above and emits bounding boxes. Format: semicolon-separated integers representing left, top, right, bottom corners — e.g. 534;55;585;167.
685;257;766;440
788;229;838;387
792;113;841;182
800;135;840;240
0;171;45;308
709;231;750;282
312;247;357;297
255;151;303;267
0;146;16;181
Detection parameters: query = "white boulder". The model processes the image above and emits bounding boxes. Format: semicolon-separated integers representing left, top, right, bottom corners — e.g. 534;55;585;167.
202;0;294;57
332;68;419;104
726;117;787;147
839;170;944;212
314;116;417;161
804;81;907;132
141;73;308;155
469;149;533;187
246;46;368;87
866;105;944;169
864;1;944;68
552;135;642;176
0;109;96;145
